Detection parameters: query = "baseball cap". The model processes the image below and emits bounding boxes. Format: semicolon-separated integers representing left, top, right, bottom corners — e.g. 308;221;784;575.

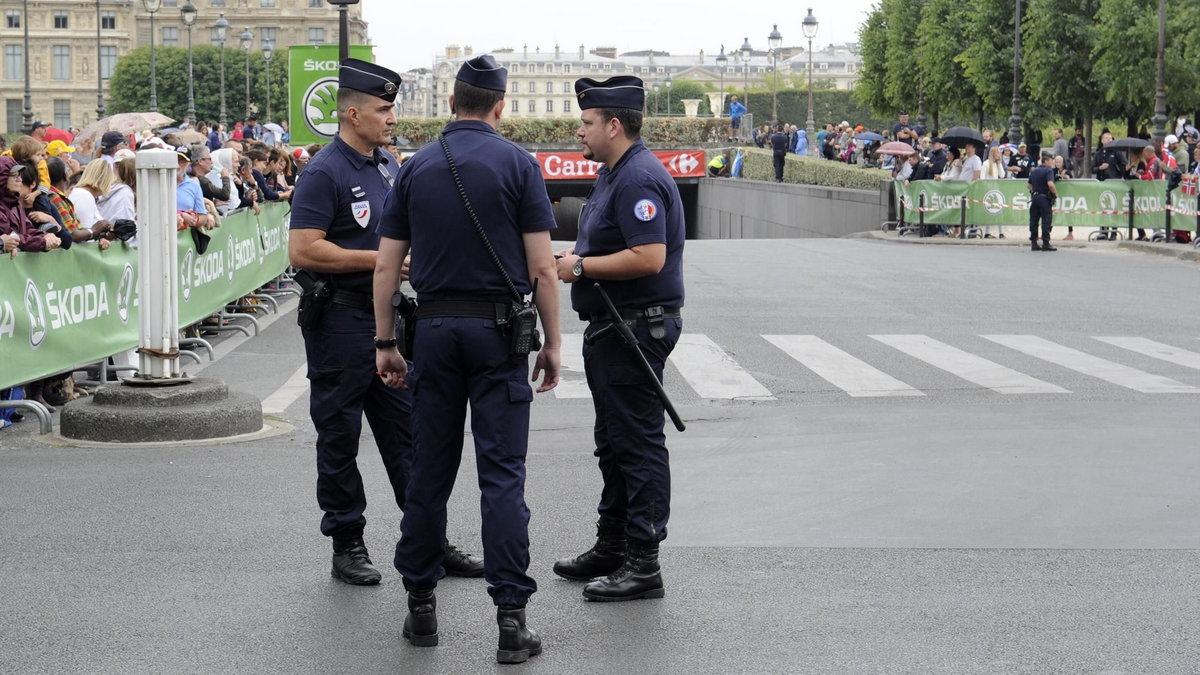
173;145;193;162
1040;150;1054;161
101;131;128;151
45;139;76;157
1164;134;1179;144
1018;141;1027;147
292;147;310;161
114;148;136;161
139;136;168;150
29;120;48;132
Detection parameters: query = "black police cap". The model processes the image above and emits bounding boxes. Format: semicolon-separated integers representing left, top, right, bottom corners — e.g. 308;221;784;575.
456;55;508;92
339;58;402;103
575;76;645;111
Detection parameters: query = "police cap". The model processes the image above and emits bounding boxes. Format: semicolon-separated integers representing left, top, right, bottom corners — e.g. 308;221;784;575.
456;54;508;92
575;76;645;111
339;58;402;103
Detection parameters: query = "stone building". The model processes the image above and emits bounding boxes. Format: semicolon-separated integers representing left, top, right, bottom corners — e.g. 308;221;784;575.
0;0;367;134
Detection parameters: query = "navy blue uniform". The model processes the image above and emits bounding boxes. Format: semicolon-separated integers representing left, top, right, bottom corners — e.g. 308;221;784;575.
771;131;789;182
1028;164;1055;243
379;120;555;606
574;139;684;546
289;134;411;540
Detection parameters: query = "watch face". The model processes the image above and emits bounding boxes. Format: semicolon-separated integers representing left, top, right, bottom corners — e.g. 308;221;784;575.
573;259;583;277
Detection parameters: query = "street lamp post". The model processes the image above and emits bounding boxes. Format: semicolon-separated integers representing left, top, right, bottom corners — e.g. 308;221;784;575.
665;73;672;117
263;40;274;124
22;0;31;130
214;13;228;129
716;45;728;117
181;0;197;126
653;81;660;116
740;37;752;105
1008;0;1023;146
1151;0;1167;146
802;9;818;147
240;28;253;120
326;0;359;62
768;24;782;122
144;0;161;113
96;0;106;120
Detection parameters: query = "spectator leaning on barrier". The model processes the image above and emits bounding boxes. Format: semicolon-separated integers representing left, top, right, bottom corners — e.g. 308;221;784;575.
175;146;214;232
1;157;60;253
68;160;115;246
192;145;232;211
99;158;137;226
234;156;261;213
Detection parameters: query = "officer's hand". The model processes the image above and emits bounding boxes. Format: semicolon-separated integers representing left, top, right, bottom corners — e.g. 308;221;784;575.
376;349;408;389
554;246;575;258
556;254;580;283
531;346;560;393
400;254;411;282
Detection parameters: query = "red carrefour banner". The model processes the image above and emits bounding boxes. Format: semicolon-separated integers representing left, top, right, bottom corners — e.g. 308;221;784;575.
536;150;706;180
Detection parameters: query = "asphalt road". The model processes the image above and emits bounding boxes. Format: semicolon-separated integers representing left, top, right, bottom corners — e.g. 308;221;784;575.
3;238;1198;673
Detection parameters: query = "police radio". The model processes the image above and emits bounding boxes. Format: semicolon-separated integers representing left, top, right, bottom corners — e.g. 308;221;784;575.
509;279;540;356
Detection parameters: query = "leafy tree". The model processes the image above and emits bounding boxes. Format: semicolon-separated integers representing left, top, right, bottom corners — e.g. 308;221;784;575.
959;0;1018;122
647;78;711;116
883;0;925;114
855;6;892;114
917;0;977;130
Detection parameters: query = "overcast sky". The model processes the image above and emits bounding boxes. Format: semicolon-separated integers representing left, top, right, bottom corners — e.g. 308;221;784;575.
360;1;878;73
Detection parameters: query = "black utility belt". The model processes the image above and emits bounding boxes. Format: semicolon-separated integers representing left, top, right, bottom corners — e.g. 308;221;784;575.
415;300;511;321
582;306;681;324
330;289;373;312
1032;192;1053;197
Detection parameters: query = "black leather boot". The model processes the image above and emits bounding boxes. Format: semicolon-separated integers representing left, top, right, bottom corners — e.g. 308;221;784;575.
1030;240;1042;251
552;524;627;581
403;589;438;647
443;543;485;578
496;605;542;664
1041;240;1057;251
331;537;381;585
581;541;665;602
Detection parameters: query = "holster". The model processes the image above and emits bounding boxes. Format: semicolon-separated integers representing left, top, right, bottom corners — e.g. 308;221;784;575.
295;269;331;330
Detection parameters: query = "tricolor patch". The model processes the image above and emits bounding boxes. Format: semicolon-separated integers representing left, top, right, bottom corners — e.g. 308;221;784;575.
352;200;371;227
633;199;658;222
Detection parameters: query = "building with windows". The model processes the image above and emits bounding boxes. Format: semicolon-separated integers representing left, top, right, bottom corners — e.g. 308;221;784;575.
1;0;367;134
424;42;861;119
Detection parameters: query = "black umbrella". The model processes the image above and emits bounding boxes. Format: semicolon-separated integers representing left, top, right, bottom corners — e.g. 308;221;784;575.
939;126;985;154
856;131;886;142
1104;137;1151;152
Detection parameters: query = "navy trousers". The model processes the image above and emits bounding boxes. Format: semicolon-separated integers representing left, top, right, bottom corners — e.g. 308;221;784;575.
582;316;682;545
303;306;412;540
1029;193;1053;242
395;317;536;606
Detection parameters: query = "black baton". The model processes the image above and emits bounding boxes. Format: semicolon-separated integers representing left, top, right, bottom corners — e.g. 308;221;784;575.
589;282;685;432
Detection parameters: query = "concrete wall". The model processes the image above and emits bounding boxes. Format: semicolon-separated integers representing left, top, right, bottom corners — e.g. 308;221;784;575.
695;178;887;239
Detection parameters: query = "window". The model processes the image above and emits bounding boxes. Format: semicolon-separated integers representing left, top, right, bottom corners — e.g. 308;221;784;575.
53;12;68;29
546;63;554;73
163;0;177;6
641;67;649;73
590;63;597;71
544;81;552;93
545;100;553;113
162;27;179;46
101;12;116;29
511;63;520;73
819;62;828;70
562;99;571;113
5;10;19;29
527;82;535;93
3;45;21;80
100;46;117;79
656;67;664;73
563;63;570;73
440;81;446;93
308;27;325;44
511;100;518;114
260;27;276;48
528;63;537;73
847;62;856;73
52;46;70;80
260;0;276;7
212;0;226;6
602;63;611;70
527;100;535;113
7;99;23;134
309;0;323;6
510;81;518;93
53;99;70;128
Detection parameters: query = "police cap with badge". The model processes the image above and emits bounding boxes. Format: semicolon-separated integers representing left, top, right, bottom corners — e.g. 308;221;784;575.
339;57;402;102
456;54;507;91
574;75;645;110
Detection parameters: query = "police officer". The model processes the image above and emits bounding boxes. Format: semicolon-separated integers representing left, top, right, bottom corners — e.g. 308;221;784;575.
770;122;789;182
554;76;685;602
373;54;561;664
289;58;483;586
1027;151;1058;252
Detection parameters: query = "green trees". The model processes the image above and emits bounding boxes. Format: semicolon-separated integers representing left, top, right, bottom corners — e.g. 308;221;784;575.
108;46;289;126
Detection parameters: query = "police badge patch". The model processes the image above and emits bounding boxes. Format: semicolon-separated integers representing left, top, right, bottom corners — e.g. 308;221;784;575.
633;199;658;222
352;200;371;228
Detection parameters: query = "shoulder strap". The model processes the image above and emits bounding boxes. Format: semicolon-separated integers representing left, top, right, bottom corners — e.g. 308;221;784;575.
438;133;523;303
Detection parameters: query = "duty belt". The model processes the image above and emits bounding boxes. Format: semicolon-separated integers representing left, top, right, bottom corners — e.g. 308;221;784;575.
582;305;681;339
330;289;373;312
415;300;511;322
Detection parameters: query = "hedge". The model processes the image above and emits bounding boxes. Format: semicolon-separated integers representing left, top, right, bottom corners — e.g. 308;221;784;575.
721;147;890;190
394;117;730;145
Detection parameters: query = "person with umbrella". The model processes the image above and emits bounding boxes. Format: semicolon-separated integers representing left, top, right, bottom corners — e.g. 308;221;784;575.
1027;151;1058;251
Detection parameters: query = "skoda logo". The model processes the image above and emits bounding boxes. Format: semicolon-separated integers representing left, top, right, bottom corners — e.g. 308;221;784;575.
24;278;46;349
116;263;134;324
982;189;1005;215
181;248;194;302
256;222;266;266
303;77;340;140
1100;190;1118;212
227;235;236;282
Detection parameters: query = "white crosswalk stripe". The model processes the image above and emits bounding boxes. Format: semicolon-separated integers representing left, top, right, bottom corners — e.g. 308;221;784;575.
554;333;592;399
983;335;1200;394
668;334;774;400
261;363;309;414
1092;337;1200;372
871;334;1070;394
763;335;923;397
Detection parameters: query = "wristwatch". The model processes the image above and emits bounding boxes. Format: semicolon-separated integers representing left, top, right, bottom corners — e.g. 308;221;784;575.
373;337;398;350
572;257;585;278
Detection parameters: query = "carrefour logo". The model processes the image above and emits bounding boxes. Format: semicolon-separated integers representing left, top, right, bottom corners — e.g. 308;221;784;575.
303;77;340;139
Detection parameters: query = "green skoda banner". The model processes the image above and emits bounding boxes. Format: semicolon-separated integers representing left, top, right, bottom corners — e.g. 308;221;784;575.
894;179;1191;233
288;45;376;147
0;203;290;391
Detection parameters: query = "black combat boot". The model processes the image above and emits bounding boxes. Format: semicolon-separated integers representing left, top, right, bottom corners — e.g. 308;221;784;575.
581;541;665;602
1031;240;1042;251
496;605;542;664
331;537;381;585
443;543;485;577
552;524;627;581
1041;240;1057;251
403;589;438;647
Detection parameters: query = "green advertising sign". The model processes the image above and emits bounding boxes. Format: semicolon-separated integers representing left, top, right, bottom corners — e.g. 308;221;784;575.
288;45;376;147
0;203;291;391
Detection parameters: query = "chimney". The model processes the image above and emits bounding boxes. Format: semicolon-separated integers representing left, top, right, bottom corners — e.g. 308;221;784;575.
464;45;473;56
579;44;585;59
445;45;461;59
699;48;704;64
523;43;527;59
555;44;560;59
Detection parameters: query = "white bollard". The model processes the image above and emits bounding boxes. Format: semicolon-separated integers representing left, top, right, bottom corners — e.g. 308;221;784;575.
134;148;184;382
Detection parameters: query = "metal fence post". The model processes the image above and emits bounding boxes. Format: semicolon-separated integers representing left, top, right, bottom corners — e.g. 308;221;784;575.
134;149;185;382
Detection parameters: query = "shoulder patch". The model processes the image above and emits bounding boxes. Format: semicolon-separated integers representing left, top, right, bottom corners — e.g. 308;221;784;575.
632;198;659;222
